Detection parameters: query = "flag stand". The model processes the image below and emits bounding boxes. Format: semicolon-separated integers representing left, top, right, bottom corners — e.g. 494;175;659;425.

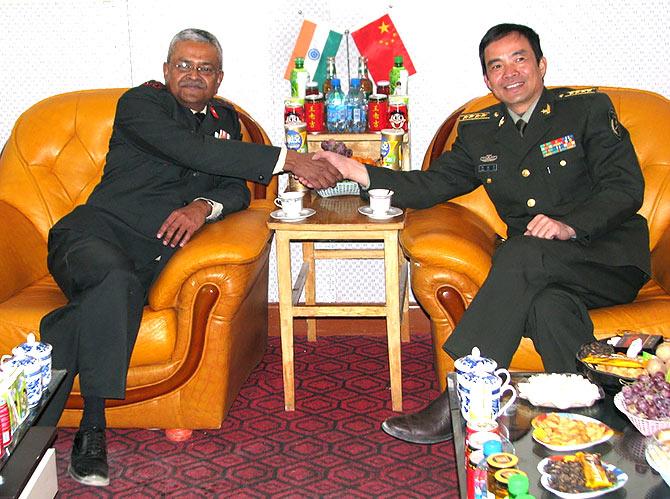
344;30;351;85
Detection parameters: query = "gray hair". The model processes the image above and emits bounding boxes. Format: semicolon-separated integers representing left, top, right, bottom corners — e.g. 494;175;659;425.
167;28;223;69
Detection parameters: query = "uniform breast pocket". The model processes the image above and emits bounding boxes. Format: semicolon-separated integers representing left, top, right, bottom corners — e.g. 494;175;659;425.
477;163;521;206
544;146;591;203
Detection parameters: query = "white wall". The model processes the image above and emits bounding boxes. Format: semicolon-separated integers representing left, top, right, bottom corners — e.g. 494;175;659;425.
1;0;668;302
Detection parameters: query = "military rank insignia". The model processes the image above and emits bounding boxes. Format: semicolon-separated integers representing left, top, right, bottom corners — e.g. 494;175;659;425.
459;112;490;122
143;80;165;89
540;134;576;158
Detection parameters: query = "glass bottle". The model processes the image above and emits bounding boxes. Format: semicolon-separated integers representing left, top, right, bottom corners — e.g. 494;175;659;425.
322;56;337;96
357;56;373;99
389;55;409;96
325;78;347;133
290;57;310;99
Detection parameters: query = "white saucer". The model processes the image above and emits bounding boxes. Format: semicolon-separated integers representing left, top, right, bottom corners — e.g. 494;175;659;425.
358;206;403;220
270;208;316;222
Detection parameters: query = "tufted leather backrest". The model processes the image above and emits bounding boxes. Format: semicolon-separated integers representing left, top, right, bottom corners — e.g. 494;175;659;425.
0;88;277;243
422;87;670;248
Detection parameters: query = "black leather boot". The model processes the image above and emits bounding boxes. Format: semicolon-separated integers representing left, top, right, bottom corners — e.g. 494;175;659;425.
381;387;453;444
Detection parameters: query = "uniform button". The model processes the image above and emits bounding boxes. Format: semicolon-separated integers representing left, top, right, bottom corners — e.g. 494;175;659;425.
521;169;530;177
486;178;492;184
527;198;536;208
259;175;265;181
192;172;198;177
559;160;567;167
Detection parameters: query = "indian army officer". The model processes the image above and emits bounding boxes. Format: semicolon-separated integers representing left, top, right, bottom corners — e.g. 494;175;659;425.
314;23;650;444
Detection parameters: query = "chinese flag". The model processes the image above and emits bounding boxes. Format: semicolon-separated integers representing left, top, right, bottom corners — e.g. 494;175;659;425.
351;14;416;83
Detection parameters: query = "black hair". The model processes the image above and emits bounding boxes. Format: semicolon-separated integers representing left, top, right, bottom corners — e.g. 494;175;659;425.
479;24;543;74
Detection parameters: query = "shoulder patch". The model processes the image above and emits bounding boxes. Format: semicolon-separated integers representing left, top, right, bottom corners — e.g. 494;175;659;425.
458;111;491;123
142;80;165;89
558;87;598;98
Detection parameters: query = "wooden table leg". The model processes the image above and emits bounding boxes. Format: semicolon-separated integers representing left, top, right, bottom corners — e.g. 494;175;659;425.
276;232;296;411
384;231;403;412
303;242;317;342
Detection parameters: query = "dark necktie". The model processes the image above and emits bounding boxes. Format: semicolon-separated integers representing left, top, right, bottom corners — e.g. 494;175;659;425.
515;119;527;137
195;112;206;124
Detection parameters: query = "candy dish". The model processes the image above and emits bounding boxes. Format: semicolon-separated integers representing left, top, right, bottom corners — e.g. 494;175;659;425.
537;456;627;498
645;440;670;486
531;413;613;451
358;206;403;220
517;373;603;409
270;208;316;222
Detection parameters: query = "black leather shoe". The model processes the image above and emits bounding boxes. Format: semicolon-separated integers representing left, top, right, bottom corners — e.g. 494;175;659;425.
381;388;453;444
68;426;110;486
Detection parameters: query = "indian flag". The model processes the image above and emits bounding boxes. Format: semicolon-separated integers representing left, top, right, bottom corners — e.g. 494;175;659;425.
284;20;342;88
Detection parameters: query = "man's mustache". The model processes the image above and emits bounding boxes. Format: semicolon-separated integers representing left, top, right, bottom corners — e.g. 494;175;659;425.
179;80;206;89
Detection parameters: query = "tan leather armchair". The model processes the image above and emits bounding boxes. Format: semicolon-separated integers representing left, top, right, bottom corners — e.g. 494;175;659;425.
0;88;277;428
401;87;670;391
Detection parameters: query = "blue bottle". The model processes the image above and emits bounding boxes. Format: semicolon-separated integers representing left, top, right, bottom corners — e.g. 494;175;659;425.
345;78;367;133
326;78;347;133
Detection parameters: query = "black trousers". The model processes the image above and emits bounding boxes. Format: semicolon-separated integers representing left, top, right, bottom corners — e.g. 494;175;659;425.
443;235;648;372
37;229;157;426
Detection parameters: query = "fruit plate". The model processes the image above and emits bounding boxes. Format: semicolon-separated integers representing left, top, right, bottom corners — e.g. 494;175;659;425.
613;392;670;436
531;413;614;451
537;456;628;498
645;441;670;486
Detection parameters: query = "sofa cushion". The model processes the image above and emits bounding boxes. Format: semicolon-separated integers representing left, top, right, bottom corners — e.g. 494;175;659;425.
0;275;176;368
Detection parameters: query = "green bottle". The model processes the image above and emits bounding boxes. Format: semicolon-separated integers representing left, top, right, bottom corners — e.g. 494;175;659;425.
507;473;530;498
388;55;409;96
290;57;310;99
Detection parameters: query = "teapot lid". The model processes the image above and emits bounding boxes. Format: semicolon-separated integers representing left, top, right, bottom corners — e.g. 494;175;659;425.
454;347;497;371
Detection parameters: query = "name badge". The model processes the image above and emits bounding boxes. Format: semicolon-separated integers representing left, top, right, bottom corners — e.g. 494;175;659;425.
540;134;576;158
478;164;498;174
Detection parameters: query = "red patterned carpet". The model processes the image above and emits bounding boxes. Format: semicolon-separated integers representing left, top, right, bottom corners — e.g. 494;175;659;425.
53;334;459;497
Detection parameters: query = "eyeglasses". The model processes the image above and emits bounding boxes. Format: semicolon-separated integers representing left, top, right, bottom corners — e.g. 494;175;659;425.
172;61;219;76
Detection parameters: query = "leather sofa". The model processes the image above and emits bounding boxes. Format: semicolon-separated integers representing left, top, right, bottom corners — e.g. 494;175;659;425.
400;86;670;391
0;88;277;428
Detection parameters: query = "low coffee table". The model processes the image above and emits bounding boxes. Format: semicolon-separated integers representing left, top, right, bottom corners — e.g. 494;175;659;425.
448;372;668;498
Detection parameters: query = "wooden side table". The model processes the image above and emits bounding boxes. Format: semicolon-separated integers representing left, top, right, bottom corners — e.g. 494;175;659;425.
268;195;409;412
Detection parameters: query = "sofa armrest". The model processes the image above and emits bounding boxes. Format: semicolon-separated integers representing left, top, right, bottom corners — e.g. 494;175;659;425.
148;208;273;309
0;201;48;302
651;226;670;294
400;202;498;288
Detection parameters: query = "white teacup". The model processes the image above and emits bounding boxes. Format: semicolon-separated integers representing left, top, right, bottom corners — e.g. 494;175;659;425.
2;352;42;408
274;191;305;218
368;189;393;215
459;370;517;422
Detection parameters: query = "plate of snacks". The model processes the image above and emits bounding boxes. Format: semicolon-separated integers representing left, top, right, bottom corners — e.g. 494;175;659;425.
531;413;613;451
517;373;603;409
577;334;670;394
645;432;670;486
538;453;627;498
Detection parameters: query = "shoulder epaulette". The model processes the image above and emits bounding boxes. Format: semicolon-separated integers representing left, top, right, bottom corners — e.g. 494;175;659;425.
458;111;492;123
557;87;599;99
142;80;165;89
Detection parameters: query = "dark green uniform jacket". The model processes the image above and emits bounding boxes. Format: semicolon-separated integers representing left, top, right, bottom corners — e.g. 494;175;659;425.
367;87;650;275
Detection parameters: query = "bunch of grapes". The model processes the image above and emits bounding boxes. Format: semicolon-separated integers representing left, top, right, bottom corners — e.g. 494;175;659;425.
321;139;353;157
621;371;670;420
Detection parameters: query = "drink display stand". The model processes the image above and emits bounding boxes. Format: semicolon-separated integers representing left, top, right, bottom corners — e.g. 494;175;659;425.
0;369;65;498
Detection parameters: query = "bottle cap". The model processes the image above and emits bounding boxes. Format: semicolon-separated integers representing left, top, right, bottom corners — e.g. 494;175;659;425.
394;55;403;64
350;78;360;87
295;57;304;67
507;473;530;494
482;439;502;456
331;78;340;87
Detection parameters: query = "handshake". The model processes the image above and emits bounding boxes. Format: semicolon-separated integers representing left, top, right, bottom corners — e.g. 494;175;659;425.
283;147;370;189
